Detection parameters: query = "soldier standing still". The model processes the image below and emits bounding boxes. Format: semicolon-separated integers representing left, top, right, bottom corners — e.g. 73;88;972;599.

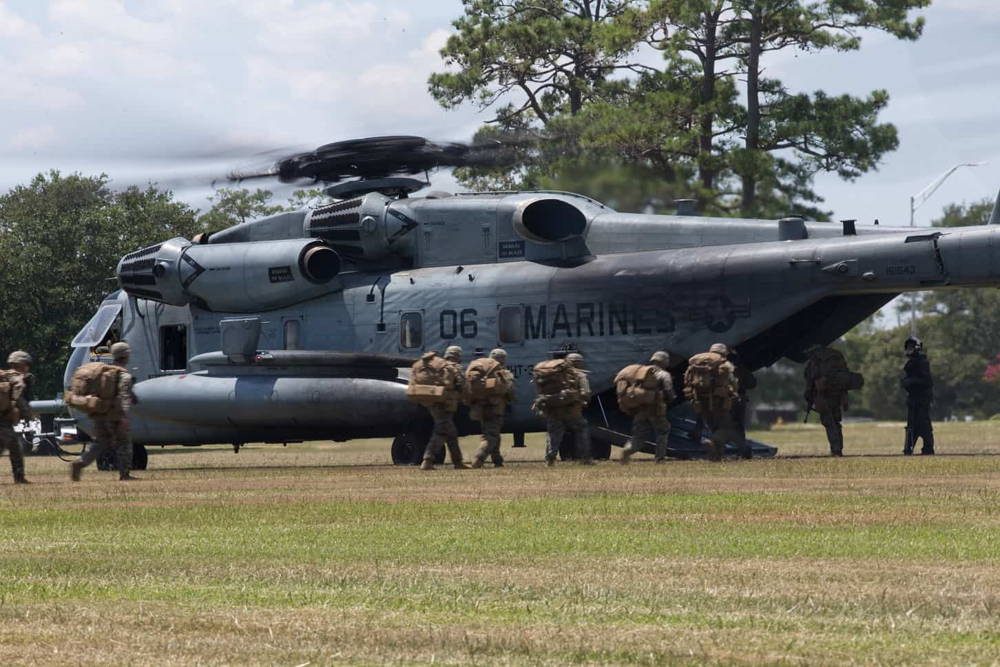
684;343;746;461
901;337;934;455
469;348;515;469
420;345;469;470
803;345;858;457
71;342;136;481
620;351;675;464
542;352;593;466
1;351;33;484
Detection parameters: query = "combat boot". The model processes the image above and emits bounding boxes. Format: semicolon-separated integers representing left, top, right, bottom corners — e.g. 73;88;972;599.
654;457;666;464
544;455;556;467
119;472;139;481
420;460;435;471
470;457;485;469
619;448;633;465
70;461;83;481
13;475;30;484
579;458;595;466
453;461;470;469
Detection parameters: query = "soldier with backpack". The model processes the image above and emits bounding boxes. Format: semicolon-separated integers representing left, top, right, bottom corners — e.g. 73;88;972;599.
68;342;137;481
467;348;515;469
617;351;675;464
683;343;747;461
803;345;864;456
532;352;592;466
0;350;33;484
407;345;468;470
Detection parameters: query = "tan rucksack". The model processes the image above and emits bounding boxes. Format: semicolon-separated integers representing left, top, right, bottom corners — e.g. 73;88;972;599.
531;359;581;411
683;352;735;411
406;352;458;407
465;357;509;403
64;362;123;416
614;364;660;415
0;370;23;422
808;348;864;393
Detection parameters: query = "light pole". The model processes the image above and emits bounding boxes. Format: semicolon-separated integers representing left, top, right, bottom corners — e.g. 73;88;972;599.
907;161;987;333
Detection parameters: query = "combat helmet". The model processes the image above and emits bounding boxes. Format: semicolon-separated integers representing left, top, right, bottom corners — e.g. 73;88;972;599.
565;352;585;368
6;350;32;366
110;342;131;361
443;345;463;361
708;343;729;356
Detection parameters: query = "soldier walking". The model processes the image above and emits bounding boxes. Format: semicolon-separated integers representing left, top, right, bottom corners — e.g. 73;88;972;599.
70;342;136;481
408;346;468;470
683;343;746;461
1;351;33;484
618;351;675;464
467;348;515;469
533;352;593;466
901;337;934;455
803;345;863;457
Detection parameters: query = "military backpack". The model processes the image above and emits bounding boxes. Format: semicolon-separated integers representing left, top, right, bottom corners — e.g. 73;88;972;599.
406;352;459;407
64;362;123;416
0;370;23;422
614;364;660;415
531;359;581;411
683;352;736;411
808;348;864;393
464;357;509;403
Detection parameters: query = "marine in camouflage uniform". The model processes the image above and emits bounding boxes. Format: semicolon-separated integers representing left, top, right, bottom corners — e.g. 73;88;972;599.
901;337;934;455
470;348;515;469
542;352;593;466
620;351;675;464
71;342;137;481
803;345;852;457
0;350;33;484
421;345;469;470
685;343;746;461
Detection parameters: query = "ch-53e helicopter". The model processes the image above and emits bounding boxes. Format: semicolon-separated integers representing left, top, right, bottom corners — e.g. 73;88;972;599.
35;135;1000;467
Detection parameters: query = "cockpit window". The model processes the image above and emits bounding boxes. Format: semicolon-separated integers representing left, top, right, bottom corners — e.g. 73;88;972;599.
71;304;123;348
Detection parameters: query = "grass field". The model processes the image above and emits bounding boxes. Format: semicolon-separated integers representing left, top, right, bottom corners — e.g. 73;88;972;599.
0;421;997;665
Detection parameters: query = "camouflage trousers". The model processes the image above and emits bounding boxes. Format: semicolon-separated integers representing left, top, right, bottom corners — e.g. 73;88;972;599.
545;414;591;462
76;418;132;476
815;394;845;456
472;404;505;465
905;400;934;455
0;425;26;481
624;411;670;461
701;410;748;461
424;406;464;464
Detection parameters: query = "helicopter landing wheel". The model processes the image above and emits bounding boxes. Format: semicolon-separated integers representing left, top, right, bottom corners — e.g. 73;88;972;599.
391;430;440;465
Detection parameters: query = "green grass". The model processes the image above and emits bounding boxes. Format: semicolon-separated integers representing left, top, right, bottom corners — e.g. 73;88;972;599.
0;421;997;665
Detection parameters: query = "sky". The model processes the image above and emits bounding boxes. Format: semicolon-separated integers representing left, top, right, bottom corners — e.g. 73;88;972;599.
1;0;999;227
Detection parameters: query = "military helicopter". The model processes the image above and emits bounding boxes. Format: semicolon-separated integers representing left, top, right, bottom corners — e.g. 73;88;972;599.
38;135;1000;466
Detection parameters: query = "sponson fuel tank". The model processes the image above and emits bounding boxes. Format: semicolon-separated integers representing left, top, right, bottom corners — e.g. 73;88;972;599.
116;237;341;312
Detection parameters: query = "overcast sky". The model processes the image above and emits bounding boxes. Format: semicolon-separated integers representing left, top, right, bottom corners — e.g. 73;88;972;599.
1;0;998;227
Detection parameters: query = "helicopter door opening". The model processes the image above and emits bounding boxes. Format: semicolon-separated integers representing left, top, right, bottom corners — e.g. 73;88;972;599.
399;311;423;351
498;305;524;346
283;318;301;350
160;324;187;371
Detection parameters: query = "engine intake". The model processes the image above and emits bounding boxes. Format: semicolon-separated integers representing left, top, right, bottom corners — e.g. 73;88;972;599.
117;238;341;312
513;198;588;243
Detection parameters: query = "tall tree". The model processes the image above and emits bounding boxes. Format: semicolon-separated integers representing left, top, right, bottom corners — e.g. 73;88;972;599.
431;0;929;217
0;172;199;398
198;187;285;230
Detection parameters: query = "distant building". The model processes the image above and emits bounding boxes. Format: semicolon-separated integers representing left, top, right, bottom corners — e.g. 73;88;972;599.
752;401;799;425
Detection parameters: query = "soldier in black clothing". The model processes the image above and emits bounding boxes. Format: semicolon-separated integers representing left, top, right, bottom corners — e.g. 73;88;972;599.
901;337;934;455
